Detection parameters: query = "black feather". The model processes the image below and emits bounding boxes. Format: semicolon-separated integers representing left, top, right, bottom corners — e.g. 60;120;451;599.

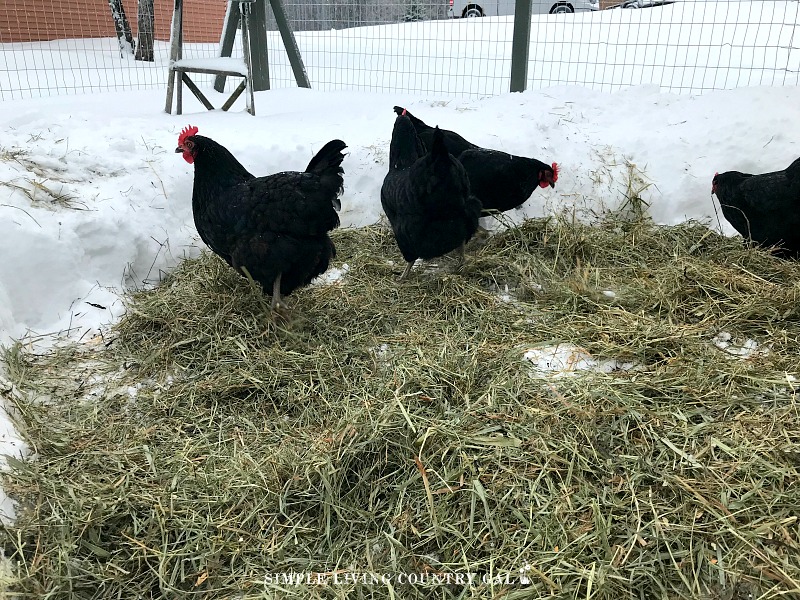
393;106;556;216
393;106;478;159
183;134;347;297
713;157;800;257
458;149;556;214
381;114;481;265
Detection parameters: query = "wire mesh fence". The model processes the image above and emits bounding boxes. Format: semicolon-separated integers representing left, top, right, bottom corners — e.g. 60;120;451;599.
0;0;797;101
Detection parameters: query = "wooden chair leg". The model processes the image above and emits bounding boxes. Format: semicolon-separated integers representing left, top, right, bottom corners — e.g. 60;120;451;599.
165;69;176;114
245;76;255;116
177;71;183;115
221;80;247;111
181;74;215;110
166;0;258;117
240;4;255;115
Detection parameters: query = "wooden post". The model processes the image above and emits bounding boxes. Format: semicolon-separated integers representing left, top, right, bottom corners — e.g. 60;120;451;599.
167;0;310;114
509;0;532;93
240;3;257;111
214;0;308;93
164;0;183;113
213;2;241;92
248;0;271;91
214;1;271;92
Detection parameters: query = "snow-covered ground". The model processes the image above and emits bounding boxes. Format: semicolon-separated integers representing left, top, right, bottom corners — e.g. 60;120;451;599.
1;1;797;100
2;83;798;346
0;2;798;520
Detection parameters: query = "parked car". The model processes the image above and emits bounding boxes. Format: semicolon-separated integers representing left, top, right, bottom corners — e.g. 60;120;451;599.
448;0;600;18
609;0;675;8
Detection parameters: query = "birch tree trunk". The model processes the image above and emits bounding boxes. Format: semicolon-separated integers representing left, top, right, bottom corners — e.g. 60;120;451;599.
135;0;155;62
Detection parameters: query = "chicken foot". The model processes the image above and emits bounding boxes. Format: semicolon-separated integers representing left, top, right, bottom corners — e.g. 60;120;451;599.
454;243;466;271
398;261;415;281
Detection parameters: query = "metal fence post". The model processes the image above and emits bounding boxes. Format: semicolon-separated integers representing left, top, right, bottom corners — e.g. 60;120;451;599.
509;0;532;93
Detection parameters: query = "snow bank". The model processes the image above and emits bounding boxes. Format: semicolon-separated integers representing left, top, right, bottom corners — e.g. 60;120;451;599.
1;84;799;347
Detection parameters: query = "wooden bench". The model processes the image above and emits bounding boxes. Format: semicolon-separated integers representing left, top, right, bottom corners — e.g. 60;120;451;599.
165;0;256;116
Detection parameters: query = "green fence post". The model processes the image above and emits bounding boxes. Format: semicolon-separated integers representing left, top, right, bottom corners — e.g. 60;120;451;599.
509;0;532;93
247;0;271;91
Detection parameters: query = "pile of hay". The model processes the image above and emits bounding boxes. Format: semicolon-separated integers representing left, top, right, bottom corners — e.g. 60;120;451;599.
2;213;799;599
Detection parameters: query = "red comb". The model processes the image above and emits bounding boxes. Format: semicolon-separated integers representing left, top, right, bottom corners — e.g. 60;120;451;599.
401;109;407;116
714;172;718;177
178;125;198;146
552;162;559;182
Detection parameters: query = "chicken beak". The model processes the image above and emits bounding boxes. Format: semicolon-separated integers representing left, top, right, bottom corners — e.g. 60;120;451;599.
175;147;183;153
549;181;555;188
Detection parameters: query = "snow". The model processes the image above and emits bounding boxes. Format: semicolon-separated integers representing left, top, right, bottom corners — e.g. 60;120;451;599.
172;57;250;76
523;344;639;376
2;2;797;100
312;263;351;286
0;2;799;520
711;331;767;358
0;377;26;521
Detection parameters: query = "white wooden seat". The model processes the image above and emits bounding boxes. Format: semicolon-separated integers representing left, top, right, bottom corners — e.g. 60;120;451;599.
165;0;256;116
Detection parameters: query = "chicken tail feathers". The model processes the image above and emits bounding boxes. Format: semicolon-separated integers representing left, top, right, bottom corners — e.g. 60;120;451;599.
306;139;347;209
306;139;347;175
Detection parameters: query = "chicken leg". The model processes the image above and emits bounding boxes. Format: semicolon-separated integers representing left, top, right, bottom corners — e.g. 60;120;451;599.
453;243;467;272
476;224;491;236
271;275;289;311
398;261;415;281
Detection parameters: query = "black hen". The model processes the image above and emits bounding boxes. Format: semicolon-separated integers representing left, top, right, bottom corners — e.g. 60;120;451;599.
393;106;558;217
393;105;478;158
381;113;482;280
712;157;800;257
458;149;558;214
175;125;346;310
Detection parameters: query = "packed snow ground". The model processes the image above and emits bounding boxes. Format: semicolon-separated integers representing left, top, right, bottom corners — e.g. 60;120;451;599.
0;3;799;521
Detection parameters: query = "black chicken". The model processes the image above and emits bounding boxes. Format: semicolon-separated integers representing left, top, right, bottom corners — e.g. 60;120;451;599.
458;149;558;214
393;105;478;158
712;157;800;257
393;106;558;217
380;112;482;280
175;125;347;310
